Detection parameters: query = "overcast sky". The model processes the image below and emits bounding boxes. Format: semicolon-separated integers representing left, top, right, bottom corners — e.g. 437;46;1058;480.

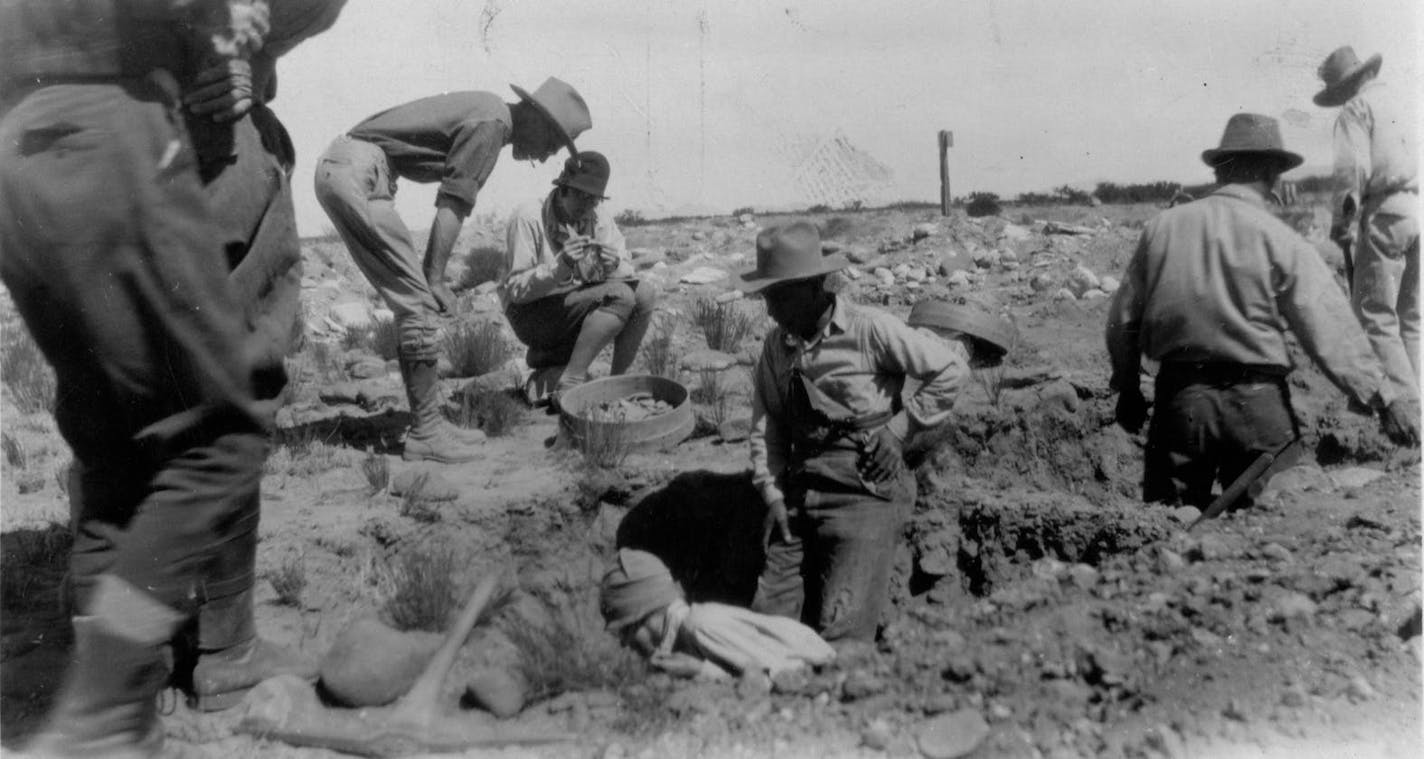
278;0;1421;236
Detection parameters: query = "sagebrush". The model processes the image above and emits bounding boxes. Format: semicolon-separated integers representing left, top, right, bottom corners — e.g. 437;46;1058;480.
442;320;510;378
384;546;460;632
691;298;759;352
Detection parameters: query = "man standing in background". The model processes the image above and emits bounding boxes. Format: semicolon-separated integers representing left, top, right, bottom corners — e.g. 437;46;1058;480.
315;78;592;463
1315;46;1419;406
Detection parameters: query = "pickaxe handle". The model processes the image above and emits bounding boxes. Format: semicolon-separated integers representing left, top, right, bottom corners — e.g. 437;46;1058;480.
391;571;503;724
1187;437;1298;531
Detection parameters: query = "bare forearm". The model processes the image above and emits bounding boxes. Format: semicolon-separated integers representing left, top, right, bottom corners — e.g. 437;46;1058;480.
424;201;466;282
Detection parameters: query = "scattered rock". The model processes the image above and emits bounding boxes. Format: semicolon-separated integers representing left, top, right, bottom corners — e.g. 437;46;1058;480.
318;618;442;707
912;223;939;241
946;270;971;288
1170;506;1201;525
1156;547;1186;573
713;290;744;304
862;717;894;750
1067;564;1100;589
347;356;387;380
1329;467;1385;490
1052;288;1077;302
1066;265;1100;297
389;469;460;501
679;267;728;285
915;708;989;759
847;247;878;265
1260;543;1293;563
1280;684;1308;707
465;668;528;718
873;267;896;287
1345;674;1376;702
1001;224;1032;242
1099;275;1120;293
1268;590;1317;623
1043;221;1093;235
330;301;373;329
1029;273;1055;292
680;349;738;373
841;670;888;702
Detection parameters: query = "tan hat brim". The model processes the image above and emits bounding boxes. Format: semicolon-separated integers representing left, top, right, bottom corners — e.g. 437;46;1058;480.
1313;54;1383;107
511;84;578;156
736;254;849;293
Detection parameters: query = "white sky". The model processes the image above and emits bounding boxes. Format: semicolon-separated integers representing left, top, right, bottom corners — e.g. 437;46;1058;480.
278;0;1422;235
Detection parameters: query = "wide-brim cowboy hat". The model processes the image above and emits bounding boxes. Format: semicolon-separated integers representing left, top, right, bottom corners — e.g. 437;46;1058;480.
907;298;1017;364
738;221;849;293
1313;46;1382;107
511;77;592;157
554;150;610;199
1200;112;1303;172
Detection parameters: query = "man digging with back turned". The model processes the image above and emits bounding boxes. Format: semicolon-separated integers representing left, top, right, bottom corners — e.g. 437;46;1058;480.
1106;113;1418;511
501;150;657;407
742;222;968;643
315;78;592;463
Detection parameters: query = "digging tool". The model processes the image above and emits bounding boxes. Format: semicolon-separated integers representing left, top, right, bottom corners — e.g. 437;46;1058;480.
1187;437;1299;532
237;571;573;757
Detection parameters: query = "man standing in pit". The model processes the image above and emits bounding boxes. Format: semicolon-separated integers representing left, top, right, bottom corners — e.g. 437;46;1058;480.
315;78;591;463
1106;113;1417;511
741;221;967;643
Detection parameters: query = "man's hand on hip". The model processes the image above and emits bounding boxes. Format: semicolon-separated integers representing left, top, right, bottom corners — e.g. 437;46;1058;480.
858;427;904;484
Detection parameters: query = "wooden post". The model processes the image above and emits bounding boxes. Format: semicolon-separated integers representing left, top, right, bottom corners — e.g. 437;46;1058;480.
938;130;954;216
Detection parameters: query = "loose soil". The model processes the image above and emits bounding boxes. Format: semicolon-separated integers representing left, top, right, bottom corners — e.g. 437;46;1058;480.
1;200;1419;759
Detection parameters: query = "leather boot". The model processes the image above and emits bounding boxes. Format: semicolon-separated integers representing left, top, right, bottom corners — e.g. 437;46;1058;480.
23;617;172;758
185;587;317;712
399;356;482;463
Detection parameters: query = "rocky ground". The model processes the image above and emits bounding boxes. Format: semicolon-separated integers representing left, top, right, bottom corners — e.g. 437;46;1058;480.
1;197;1419;758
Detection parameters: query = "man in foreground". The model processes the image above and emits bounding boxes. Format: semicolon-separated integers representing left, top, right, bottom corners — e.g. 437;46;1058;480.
315;78;591;462
501;151;657;406
1314;46;1418;406
1105;113;1417;510
0;1;290;754
742;222;967;643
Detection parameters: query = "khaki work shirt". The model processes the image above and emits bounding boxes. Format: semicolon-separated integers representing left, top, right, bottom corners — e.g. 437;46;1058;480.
347;91;510;214
500;195;631;307
1105;184;1391;407
750;295;967;507
1331;80;1419;234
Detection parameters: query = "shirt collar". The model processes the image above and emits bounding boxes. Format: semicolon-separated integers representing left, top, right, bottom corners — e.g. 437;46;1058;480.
782;294;850;350
1211;183;1280;209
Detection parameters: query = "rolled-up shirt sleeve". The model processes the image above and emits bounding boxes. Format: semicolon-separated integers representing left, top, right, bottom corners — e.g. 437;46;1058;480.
502;206;566;306
1329;104;1371;240
440;119;507;214
867;313;965;441
750;339;790;506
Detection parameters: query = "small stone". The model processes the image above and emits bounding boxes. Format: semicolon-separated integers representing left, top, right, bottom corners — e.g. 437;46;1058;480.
1329;467;1386;490
1261;543;1293;563
1144;723;1187;758
465;668;528;718
1081;288;1108;300
770;668;811;696
862;718;894;751
1000;223;1032;241
1099;275;1120;293
1345;674;1376;702
841;670;887;702
947;270;971;288
679;266;728;285
1029;273;1056;292
873;267;895;286
713;289;744;304
847;247;878;264
941;654;976;683
1222;698;1248;722
1067;564;1100;589
912;223;939;241
736;670;772;700
389;469;460;501
1067;264;1100;296
1052;288;1077;302
679;349;738;373
988;702;1011;719
915;708;990;759
1280;685;1308;707
1170;506;1201;525
1156;548;1186;573
1268;591;1317;623
347;356;388;379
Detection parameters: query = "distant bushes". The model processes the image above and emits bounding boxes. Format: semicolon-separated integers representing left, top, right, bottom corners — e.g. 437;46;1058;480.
965;192;1002;218
614;209;648;227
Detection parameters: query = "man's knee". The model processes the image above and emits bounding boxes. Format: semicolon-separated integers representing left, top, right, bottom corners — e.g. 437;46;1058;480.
632;280;660;314
592;281;640;322
397;313;440;362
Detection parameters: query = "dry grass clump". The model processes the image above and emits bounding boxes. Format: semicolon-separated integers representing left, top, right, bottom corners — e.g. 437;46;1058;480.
361;448;390;496
266;554;307;608
452;389;525;438
638;316;679;379
1;330;57;415
576;416;632;470
442;320;511;378
499;599;645;704
384;545;460;632
692;369;733;430
691;298;759;352
397;472;441;523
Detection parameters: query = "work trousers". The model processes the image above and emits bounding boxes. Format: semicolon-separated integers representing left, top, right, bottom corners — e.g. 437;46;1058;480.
1352;195;1420;402
753;454;915;642
1143;364;1298;510
505;279;656;369
313;135;441;361
0;80;267;615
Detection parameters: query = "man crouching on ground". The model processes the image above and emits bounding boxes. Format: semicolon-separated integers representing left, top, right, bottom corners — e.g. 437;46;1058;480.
500;151;657;406
742;222;968;643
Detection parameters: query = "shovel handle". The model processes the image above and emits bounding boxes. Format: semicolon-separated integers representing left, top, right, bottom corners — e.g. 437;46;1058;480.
1187;437;1296;532
393;571;504;720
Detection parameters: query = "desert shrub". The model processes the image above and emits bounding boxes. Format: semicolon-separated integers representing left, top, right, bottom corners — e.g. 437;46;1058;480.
965;192;1002;218
806;203;832;214
371;318;400;361
730;206;755;217
285;438;344;478
819;216;855;239
614;209;648;227
456;389;525;438
1;521;72;614
455;244;508;291
384;545;460;632
398;472;441;523
267;554;307;607
361;448;390;495
691;298;759;352
499;600;644;703
341;323;374;353
692;369;733;430
638;316;679;379
841;199;865;212
442;320;510;378
576;419;632;470
2;433;26;470
1;330;56;415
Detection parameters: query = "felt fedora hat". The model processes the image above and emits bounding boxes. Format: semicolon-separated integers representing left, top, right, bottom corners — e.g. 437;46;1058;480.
908;298;1017;363
510;77;592;157
1200;113;1303;171
553;151;610;199
738;221;849;293
1313;46;1382;107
